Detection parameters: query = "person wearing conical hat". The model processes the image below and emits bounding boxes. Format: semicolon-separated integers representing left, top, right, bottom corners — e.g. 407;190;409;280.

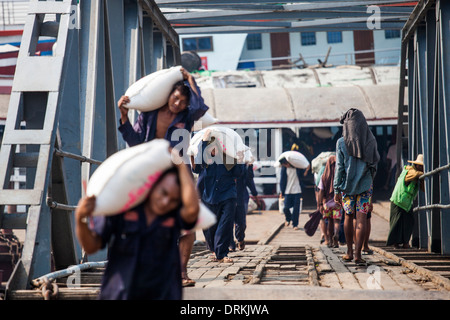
386;154;424;249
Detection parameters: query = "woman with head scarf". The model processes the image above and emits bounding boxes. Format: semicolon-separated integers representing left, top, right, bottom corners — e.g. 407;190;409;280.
334;108;379;265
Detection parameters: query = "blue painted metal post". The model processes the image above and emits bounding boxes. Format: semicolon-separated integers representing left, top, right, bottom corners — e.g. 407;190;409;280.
405;0;450;253
437;0;450;254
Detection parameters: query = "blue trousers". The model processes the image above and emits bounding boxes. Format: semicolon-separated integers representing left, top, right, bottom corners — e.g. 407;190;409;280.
229;200;248;249
283;193;301;227
203;198;237;260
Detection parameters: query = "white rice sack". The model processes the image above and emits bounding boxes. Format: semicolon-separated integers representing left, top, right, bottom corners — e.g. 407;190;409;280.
181;202;216;235
86;139;173;216
188;126;248;160
275;151;310;169
192;112;218;132
247;198;257;213
187;130;204;157
279;196;285;214
194;203;217;230
124;66;183;112
311;151;335;174
244;148;254;164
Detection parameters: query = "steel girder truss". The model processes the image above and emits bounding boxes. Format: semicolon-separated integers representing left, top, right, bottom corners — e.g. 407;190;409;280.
155;0;416;34
0;0;179;292
396;0;450;254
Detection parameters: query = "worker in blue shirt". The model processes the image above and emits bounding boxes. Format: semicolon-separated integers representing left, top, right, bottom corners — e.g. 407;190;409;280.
192;129;244;263
118;68;208;149
117;68;208;287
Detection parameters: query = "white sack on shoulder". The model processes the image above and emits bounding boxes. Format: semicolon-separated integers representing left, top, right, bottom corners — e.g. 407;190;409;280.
274;151;310;169
124;66;183;112
187;126;247;160
181;202;217;235
192;112;218;132
86;139;173;216
193;202;216;231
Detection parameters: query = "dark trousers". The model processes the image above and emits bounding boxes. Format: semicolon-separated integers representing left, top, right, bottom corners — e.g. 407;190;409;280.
204;198;237;260
229;200;248;249
386;202;414;246
283;193;301;227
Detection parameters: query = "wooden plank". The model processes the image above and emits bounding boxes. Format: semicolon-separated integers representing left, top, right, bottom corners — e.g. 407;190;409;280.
321;246;361;290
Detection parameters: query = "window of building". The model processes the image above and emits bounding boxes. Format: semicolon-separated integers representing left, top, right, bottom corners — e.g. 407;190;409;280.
327;31;342;44
182;37;213;52
385;30;401;39
247;33;262;50
301;32;316;46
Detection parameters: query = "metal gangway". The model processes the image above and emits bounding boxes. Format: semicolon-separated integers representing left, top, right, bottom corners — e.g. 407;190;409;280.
1;0;449;300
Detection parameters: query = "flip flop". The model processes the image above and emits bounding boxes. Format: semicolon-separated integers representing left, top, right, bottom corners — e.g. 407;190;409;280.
354;258;367;266
182;278;196;287
217;257;233;263
342;255;353;262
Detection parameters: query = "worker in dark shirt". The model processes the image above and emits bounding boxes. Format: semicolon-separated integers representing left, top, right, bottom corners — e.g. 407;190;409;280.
75;158;199;300
117;68;208;287
192;129;244;263
118;68;208;149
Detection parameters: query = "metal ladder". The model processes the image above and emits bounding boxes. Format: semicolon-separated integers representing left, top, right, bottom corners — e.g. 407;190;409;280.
0;0;79;292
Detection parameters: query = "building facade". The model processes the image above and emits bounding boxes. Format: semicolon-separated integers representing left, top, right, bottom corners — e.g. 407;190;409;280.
180;29;401;71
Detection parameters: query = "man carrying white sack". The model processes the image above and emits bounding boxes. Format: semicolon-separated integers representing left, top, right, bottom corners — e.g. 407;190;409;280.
279;157;305;230
117;67;208;287
117;67;208;148
192;129;245;263
75;157;199;300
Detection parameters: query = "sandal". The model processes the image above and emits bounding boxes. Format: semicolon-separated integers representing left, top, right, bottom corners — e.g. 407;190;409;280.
342;255;353;262
182;278;196;287
217;257;233;263
362;249;374;255
333;235;339;248
354;258;367;266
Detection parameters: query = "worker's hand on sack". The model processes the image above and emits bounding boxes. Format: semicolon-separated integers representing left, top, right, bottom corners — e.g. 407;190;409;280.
75;195;96;222
236;150;245;164
180;67;200;96
118;95;130;123
202;128;212;142
180;67;191;80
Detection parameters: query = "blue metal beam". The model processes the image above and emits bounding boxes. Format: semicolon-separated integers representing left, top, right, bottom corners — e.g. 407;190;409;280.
438;0;450;254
